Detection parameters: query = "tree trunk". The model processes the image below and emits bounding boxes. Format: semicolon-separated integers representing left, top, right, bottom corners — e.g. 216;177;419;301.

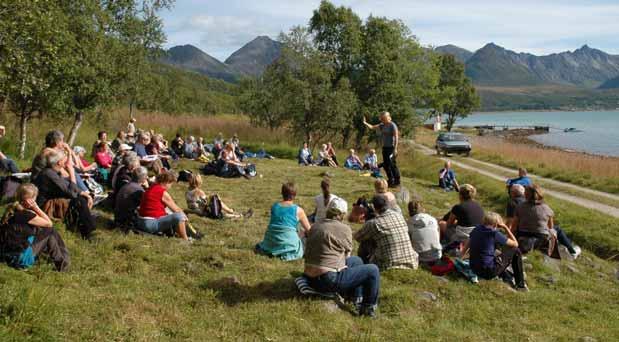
129;99;135;119
446;113;457;132
18;112;29;159
0;96;7;116
67;111;84;146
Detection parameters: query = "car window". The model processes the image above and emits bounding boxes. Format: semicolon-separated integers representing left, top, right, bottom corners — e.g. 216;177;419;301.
439;134;466;142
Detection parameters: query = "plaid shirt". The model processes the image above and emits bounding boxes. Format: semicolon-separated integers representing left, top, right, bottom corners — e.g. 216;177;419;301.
356;209;418;270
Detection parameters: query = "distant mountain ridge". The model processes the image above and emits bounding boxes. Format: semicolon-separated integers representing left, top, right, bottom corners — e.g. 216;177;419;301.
161;36;281;82
434;45;473;64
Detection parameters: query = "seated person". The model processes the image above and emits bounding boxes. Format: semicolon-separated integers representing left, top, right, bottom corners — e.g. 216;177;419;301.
110;153;142;202
312;178;341;222
196;137;209;158
94;142;113;182
91;131;110;158
185;174;251;219
114;166;148;230
0;125;20;174
33;150;96;239
439;184;484;246
126;118;137;141
363;149;379;171
213;132;224;148
110;143;133;173
146;134;171;169
506;167;533;190
510;184;581;259
354;195;418;270
317;144;337;168
463;212;528;291
136;171;189;240
111;131;127;153
505;184;525;226
298;142;314;166
326;142;339;166
255;182;311;261
219;143;250;178
407;199;441;266
374;179;402;215
438;161;459;192
171;134;185;157
183;136;199;159
344;149;363;170
304;198;380;317
133;133;164;174
72;146;98;173
0;183;70;271
32;130;88;192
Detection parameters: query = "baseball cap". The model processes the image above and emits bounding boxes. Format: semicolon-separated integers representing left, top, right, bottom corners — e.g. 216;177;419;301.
327;197;348;215
119;144;132;151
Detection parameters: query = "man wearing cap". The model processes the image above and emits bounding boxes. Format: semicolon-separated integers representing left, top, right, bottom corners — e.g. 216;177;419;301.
355;195;418;270
304;198;381;318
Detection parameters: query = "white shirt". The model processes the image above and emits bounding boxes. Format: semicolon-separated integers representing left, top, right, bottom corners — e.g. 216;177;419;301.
314;194;340;221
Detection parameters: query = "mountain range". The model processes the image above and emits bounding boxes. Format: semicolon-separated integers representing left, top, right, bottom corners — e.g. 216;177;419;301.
161;36;619;91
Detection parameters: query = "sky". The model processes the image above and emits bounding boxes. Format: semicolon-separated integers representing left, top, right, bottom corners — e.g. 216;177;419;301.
160;0;619;61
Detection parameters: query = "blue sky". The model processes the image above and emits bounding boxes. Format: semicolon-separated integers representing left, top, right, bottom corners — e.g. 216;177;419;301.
160;0;619;61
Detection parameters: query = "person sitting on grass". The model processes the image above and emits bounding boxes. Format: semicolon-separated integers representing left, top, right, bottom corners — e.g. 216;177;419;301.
506;167;533;190
255;182;311;261
298;142;314;166
505;184;526;226
91;131;109;158
407;199;442;266
363;148;379;172
171;134;185;157
439;184;484;247
33;150;96;240
183;136;199;159
0;184;70;271
114;166;148;231
344;149;363;170
133;133;164;174
72;146;98;173
219;142;250;178
438;161;459;192
146;134;172;169
136;171;189;240
94;142;113;183
510;184;581;259
312;178;341;222
326;142;339;166
374;179;402;215
304;197;381;318
0;125;20;174
32;130;88;192
111;131;127;153
185;174;252;219
462;212;528;291
354;195;418;270
316;144;337;168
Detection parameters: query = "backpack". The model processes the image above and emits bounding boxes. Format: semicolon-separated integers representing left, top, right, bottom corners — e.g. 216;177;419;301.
0;176;22;202
0;219;36;269
185;221;203;240
245;164;257;177
177;169;193;182
201;161;220;176
203;194;224;219
84;177;104;196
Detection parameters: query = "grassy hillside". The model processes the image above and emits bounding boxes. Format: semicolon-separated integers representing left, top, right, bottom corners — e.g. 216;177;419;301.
0;119;618;340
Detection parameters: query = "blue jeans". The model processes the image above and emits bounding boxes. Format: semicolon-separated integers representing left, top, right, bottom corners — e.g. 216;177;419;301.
137;212;187;235
307;256;380;306
0;157;19;173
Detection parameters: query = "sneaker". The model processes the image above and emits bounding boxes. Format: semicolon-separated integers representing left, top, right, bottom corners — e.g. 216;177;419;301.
360;305;377;318
515;284;529;292
571;246;582;260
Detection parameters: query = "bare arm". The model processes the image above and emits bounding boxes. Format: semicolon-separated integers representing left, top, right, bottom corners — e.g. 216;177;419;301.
499;223;519;248
393;125;399;153
297;207;311;232
162;191;183;213
447;213;457;227
362;116;380;130
24;200;53;228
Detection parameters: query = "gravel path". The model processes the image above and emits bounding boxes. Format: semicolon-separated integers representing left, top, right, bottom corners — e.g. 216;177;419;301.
413;143;619;219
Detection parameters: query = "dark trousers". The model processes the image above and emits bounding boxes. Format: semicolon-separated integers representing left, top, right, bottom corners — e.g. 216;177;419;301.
0;157;19;173
474;247;525;287
32;228;70;271
73;196;96;238
307;256;380;307
381;147;400;186
554;226;576;254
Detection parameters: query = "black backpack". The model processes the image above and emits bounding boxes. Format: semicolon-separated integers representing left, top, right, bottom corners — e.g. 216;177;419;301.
204;194;224;219
177;170;193;182
0;176;22;203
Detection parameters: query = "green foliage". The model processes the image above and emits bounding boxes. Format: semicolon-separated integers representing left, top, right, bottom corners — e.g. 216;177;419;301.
435;54;480;131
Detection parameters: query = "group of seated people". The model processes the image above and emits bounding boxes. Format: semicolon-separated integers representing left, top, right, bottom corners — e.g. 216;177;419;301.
254;171;582;317
298;142;380;173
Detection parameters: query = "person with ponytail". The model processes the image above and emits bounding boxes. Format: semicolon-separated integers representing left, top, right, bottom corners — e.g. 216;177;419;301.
312;178;341;222
0;184;70;271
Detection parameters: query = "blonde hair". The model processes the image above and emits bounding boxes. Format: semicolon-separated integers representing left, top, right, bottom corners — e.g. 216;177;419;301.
459;184;477;201
374;179;388;193
189;174;203;190
1;184;39;225
483;212;504;227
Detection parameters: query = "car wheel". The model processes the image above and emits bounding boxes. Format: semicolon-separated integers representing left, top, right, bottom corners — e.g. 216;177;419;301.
436;148;441;155
465;151;471;157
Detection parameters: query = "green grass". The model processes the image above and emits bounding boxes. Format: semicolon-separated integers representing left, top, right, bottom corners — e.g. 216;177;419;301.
1;155;618;341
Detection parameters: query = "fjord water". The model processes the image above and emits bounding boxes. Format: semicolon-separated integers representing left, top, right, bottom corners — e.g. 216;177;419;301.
458;110;619;157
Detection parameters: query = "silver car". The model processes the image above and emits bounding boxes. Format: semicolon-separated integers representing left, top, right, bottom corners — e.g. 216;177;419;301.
435;133;471;156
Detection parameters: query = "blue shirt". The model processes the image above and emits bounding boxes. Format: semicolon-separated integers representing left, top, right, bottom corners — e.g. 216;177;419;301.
469;225;508;272
134;143;147;158
507;176;532;188
439;168;456;182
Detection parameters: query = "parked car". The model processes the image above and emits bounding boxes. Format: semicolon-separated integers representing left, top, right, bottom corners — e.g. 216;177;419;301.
435;132;471;156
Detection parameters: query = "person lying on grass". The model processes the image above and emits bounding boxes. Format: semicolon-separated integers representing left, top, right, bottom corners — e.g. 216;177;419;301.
407;199;442;266
255;182;311;261
1;183;70;271
462;212;528;291
438;161;459;192
137;171;190;240
510;184;581;259
185;174;252;219
304;197;380;318
354;195;418;270
311;178;342;223
439;184;484;250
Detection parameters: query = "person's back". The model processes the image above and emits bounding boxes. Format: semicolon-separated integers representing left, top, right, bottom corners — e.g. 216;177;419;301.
469;224;506;274
268;202;298;229
451;200;484;227
114;182;144;225
139;183;166;219
314;193;338;222
304;218;352;271
515;201;553;236
408;213;442;264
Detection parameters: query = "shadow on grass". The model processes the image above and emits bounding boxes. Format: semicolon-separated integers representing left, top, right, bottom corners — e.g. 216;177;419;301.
201;275;302;306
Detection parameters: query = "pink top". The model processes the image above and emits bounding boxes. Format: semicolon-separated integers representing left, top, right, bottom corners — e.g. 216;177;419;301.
95;152;113;168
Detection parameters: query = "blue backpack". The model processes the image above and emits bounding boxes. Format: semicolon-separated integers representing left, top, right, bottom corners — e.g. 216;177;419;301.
13;236;36;269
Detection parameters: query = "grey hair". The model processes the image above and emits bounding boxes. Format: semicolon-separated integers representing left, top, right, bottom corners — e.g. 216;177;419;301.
132;166;148;183
73;146;86;155
45;130;64;148
123;154;140;170
511;184;525;196
47;150;65;167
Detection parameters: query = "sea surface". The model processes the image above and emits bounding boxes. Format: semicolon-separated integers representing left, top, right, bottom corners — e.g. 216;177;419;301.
457;110;619;157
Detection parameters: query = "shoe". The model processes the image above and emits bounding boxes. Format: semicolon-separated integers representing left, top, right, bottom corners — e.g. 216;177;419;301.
515;284;529;292
570;246;582;260
243;208;254;219
360;305;377;318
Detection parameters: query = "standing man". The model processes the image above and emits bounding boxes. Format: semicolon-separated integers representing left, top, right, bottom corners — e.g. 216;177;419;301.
363;112;400;187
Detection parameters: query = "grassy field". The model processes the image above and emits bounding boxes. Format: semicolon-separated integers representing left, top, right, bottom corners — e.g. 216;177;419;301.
415;129;619;195
0;113;618;340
